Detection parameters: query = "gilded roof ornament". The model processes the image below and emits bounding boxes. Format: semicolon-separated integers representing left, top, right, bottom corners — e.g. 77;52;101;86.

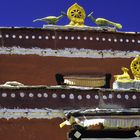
130;55;140;80
33;3;122;30
114;55;140;83
114;67;131;82
67;3;86;26
113;56;140;89
88;12;122;29
33;12;66;25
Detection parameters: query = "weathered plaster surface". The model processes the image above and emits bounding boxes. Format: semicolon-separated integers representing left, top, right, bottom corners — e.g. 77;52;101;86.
0;47;140;58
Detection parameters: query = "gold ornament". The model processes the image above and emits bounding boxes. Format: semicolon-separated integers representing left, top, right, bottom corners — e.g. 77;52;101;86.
130;55;140;80
114;67;131;82
67;3;86;26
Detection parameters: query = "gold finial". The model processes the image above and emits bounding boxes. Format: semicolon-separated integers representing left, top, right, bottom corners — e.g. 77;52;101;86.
114;67;131;82
130;55;140;80
67;3;86;26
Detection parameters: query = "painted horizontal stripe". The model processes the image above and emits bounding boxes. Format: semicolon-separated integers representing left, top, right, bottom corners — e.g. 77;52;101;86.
0;108;140;119
82;138;140;140
0;47;140;58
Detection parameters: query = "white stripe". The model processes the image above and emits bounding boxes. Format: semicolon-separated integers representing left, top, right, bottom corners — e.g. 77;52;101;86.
82;138;140;140
0;47;140;58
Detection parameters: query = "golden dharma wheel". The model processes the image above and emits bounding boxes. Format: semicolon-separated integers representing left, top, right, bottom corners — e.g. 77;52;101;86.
130;55;140;80
67;3;86;26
